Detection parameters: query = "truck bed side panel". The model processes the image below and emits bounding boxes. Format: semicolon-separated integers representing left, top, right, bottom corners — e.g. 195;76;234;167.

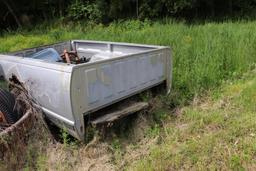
0;56;75;129
71;49;168;116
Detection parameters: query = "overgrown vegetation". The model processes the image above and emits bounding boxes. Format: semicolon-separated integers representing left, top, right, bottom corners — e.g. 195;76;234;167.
129;68;256;170
3;67;254;170
1;20;256;106
1;19;256;169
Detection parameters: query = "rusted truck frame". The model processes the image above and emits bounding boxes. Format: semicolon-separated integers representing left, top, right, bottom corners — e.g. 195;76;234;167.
0;40;172;140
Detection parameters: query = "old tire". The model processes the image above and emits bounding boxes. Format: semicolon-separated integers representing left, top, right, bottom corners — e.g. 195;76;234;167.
0;88;18;124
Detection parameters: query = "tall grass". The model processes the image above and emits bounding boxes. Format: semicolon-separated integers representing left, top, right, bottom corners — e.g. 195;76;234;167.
0;20;255;105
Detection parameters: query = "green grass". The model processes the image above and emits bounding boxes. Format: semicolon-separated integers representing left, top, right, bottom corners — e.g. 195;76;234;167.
129;69;256;170
1;20;256;106
1;20;256;169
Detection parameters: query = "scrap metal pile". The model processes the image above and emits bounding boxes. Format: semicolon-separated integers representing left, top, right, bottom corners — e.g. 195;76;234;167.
61;49;90;64
28;48;90;64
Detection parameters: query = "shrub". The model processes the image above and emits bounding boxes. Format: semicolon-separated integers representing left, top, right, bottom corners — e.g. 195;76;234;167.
67;0;103;23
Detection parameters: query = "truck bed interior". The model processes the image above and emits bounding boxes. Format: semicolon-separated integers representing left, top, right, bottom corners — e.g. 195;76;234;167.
8;40;159;65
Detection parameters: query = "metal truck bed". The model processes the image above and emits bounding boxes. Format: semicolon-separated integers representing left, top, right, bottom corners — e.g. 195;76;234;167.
0;40;172;140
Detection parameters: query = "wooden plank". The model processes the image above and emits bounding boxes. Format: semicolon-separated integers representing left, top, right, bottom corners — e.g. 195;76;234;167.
91;102;149;126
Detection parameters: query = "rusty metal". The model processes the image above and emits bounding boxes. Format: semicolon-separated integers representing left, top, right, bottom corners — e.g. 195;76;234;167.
0;111;7;124
63;49;71;64
61;49;81;64
0;111;9;132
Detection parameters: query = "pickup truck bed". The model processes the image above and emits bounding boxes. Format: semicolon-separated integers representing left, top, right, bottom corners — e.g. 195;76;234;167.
0;40;172;140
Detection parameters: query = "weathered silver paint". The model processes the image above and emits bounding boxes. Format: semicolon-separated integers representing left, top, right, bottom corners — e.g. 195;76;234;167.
0;40;172;140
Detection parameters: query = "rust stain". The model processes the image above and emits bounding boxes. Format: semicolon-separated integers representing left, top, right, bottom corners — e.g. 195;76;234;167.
0;111;7;124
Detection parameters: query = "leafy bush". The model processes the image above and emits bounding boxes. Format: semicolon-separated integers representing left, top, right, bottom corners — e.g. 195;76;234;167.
2;0;256;29
139;0;196;19
67;0;103;22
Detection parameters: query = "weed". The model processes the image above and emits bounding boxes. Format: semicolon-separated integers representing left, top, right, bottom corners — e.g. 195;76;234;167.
111;138;121;151
130;71;256;170
1;20;255;106
230;155;245;171
151;108;169;124
1;20;256;170
146;124;161;138
60;128;79;148
36;154;48;171
60;128;69;147
111;138;123;164
139;91;153;102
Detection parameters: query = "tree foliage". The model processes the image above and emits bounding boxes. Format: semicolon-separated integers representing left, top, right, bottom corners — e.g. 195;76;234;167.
1;0;256;29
